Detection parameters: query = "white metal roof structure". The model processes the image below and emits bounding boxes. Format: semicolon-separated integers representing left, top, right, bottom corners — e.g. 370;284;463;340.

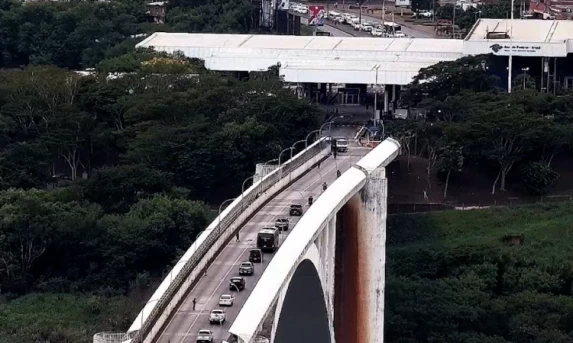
228;138;401;343
137;33;464;85
136;19;573;85
464;18;573;57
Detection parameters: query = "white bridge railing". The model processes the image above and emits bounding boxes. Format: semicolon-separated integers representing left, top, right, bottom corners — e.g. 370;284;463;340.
94;137;330;343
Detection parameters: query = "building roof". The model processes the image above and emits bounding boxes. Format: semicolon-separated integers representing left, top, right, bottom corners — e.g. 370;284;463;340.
136;33;463;85
465;18;573;43
463;19;573;57
136;21;573;84
138;33;464;55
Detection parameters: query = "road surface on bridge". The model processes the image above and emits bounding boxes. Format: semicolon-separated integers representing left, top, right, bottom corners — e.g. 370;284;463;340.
157;128;370;343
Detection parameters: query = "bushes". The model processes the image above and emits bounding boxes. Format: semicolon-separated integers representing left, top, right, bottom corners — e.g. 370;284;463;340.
519;162;559;195
386;204;573;343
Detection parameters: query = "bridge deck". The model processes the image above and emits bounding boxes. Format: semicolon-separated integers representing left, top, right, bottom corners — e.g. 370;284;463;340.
156;128;370;343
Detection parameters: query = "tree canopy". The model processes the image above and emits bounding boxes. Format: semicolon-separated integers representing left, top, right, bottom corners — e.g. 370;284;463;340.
0;52;321;299
0;0;253;69
393;55;573;198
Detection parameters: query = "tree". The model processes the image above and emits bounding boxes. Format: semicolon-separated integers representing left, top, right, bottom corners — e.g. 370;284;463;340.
401;55;498;109
83;165;175;213
519;162;559;195
0;189;60;291
468;101;544;194
438;143;464;199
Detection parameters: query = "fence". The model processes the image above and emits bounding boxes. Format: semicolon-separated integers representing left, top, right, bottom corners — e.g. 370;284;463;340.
93;333;126;343
107;137;328;343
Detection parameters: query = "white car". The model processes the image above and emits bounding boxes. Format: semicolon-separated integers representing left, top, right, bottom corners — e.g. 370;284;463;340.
209;309;226;324
352;20;362;30
218;294;234;306
394;32;407;38
196;329;213;342
359;21;375;32
371;27;384;37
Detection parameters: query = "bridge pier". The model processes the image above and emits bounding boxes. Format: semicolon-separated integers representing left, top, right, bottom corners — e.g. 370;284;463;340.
336;165;387;343
357;167;387;343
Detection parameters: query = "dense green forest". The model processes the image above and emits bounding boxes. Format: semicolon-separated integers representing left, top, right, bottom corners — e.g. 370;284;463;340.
0;0;253;69
0;51;320;342
386;203;573;343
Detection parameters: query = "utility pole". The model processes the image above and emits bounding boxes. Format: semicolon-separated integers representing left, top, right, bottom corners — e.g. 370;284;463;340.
359;0;362;25
508;0;514;93
452;5;456;38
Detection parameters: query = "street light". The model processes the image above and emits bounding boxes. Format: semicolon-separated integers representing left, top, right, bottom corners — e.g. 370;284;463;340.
263;158;278;165
292;139;306;153
305;130;320;148
218;198;236;231
521;67;530;89
279;147;295;166
241;176;255;210
320;121;334;138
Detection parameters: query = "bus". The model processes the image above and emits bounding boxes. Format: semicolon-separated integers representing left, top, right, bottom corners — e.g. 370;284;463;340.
257;227;280;252
383;22;402;35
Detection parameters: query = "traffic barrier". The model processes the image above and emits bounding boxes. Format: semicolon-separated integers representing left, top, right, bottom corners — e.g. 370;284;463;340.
112;138;329;343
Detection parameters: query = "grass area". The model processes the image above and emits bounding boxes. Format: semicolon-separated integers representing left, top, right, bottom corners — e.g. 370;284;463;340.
0;293;141;343
385;203;573;343
388;202;573;259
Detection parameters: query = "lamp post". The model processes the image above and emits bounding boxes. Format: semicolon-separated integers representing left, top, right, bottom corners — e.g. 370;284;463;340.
508;0;514;93
374;64;380;123
521;67;530;89
292;139;307;154
279;147;295;166
218;198;236;232
320;121;334;138
241;176;255;210
305;130;320;148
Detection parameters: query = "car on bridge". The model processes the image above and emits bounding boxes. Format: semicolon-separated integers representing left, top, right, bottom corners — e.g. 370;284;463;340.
249;248;262;263
239;261;254;275
218;294;234;306
208;309;226;324
335;138;349;153
196;329;214;342
289;204;303;216
229;276;246;291
275;217;289;231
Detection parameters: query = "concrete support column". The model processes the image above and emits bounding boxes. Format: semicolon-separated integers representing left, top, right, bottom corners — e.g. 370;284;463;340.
357;167;387;343
325;215;337;343
383;86;389;116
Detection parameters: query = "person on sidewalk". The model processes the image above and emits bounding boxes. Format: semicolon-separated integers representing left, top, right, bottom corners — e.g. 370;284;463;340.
236;232;240;242
192;298;197;310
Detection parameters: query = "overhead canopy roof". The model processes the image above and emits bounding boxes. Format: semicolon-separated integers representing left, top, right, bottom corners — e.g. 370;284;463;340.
137;21;573;84
137;33;463;85
464;19;573;57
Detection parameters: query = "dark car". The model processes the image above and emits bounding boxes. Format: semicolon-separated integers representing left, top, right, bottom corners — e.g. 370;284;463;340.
239;261;254;276
289;204;303;216
275;217;289;231
249;249;262;263
229;277;245;291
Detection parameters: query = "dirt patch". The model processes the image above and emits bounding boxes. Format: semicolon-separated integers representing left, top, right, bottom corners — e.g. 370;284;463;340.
386;155;573;207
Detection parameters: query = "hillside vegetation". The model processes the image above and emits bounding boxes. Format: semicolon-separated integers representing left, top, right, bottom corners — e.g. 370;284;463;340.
385;203;573;343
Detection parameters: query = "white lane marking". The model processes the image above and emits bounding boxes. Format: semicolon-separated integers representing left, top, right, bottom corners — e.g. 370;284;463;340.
175;160;342;343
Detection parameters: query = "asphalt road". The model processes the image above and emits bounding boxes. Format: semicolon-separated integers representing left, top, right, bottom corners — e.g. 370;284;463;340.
157;128;370;343
295;11;437;38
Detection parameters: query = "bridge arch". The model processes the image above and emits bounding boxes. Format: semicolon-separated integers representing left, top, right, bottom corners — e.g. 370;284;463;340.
273;258;331;343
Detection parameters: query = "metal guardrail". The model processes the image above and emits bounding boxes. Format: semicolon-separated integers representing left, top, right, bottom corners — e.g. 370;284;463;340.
126;138;326;343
